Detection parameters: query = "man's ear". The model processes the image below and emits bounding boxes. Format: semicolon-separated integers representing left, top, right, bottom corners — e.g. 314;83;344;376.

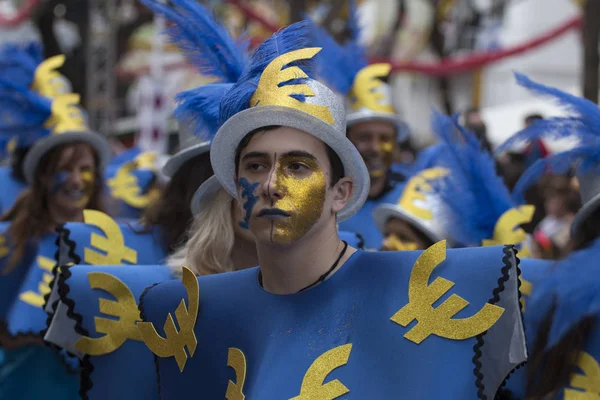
331;177;353;214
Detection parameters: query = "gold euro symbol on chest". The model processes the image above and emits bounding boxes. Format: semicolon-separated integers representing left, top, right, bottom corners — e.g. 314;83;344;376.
390;241;505;344
18;256;55;308
108;153;157;208
564;351;600;399
289;344;352;400
138;267;199;372
82;210;137;265
75;272;142;355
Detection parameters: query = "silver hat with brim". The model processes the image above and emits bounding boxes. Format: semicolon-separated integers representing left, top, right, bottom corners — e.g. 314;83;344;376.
23;130;111;185
571;171;600;236
190;175;221;216
210;80;370;222
372;203;446;246
162;141;210;178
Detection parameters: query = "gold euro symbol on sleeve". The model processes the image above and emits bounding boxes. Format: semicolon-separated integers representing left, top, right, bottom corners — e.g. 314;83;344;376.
289;344;352;400
398;168;449;221
249;47;334;125
74;272;142;355
349;63;394;113
18;256;55;308
390;241;505;344
138;267;199;372
225;348;247;400
32;55;67;97
108;153;158;209
564;351;600;399
82;210;137;265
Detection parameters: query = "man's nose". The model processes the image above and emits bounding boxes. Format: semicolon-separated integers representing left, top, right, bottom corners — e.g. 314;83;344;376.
262;166;284;201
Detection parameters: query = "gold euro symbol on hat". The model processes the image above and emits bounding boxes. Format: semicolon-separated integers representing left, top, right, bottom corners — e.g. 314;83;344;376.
390;241;505;344
138;267;199;372
250;47;334;125
108;152;159;209
349;64;394;113
564;351;600;398
82;210;137;265
32;55;68;98
398;168;449;221
75;272;143;355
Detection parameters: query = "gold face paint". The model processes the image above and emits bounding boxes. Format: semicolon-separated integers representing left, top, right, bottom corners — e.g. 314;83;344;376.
74;168;96;208
271;154;326;244
382;234;418;251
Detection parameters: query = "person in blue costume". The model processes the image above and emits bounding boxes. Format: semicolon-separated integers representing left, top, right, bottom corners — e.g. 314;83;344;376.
134;11;525;399
308;8;408;249
373;112;538;255
493;74;600;400
0;51;110;400
103;146;161;221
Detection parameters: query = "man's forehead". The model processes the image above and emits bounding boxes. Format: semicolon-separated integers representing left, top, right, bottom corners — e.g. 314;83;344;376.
348;121;396;136
241;128;327;158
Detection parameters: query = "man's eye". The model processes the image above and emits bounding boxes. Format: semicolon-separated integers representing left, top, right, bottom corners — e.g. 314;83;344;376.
288;162;309;171
247;163;265;171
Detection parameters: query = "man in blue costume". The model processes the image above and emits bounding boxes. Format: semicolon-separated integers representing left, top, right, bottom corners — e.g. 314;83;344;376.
136;5;525;399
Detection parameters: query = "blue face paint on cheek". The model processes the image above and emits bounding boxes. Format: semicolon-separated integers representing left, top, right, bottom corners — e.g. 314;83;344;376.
237;177;260;230
51;172;70;195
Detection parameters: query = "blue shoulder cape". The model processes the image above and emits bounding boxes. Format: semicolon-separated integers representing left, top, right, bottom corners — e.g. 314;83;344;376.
44;264;173;399
139;242;525;399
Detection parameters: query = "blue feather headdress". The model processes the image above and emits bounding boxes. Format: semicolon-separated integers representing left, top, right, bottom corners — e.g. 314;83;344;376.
0;42;51;147
309;0;368;96
218;19;316;125
141;0;251;142
497;73;600;202
526;237;600;350
430;111;522;247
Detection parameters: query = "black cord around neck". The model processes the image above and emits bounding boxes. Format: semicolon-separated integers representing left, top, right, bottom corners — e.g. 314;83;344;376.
258;241;349;293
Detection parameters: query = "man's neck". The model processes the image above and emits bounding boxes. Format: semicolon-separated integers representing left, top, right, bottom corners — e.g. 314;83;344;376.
368;175;388;199
257;222;356;295
231;235;259;271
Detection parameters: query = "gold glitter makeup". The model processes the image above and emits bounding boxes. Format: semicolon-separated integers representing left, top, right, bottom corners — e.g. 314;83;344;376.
74;168;95;208
270;154;326;244
382;234;418;251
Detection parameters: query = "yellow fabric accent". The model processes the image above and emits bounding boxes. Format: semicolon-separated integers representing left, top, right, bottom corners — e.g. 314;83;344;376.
250;48;334;125
107;152;159;209
18;256;55;308
391;241;505;344
226;348;247;400
74;272;143;355
138;267;199;372
565;351;600;399
82;210;138;265
482;205;535;247
349;64;394;113
32;55;67;98
289;344;352;400
398;168;449;221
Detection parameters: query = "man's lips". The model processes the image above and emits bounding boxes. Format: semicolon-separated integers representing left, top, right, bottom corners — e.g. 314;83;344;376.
257;208;291;219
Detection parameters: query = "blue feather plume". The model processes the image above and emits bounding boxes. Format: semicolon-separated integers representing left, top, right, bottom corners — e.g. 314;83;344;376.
526;237;600;351
219;20;316;125
430;111;518;247
0;42;44;90
140;0;248;82
498;73;600;197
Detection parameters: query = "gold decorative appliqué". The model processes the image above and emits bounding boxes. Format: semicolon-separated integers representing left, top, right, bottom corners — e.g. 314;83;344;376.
74;272;142;355
398;168;449;221
290;344;352;400
82;210;137;265
18;256;55;307
250;47;334;125
482;206;535;251
349;64;394;113
226;348;247;400
390;240;505;344
138;266;199;372
108;152;159;209
564;351;600;399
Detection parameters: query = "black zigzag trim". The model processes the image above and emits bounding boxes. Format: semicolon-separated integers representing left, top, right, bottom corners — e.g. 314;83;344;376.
56;264;93;400
496;249;527;398
139;281;165;400
39;225;80;374
472;245;516;400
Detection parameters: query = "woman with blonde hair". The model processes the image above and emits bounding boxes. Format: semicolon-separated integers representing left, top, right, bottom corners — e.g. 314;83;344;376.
167;176;258;275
